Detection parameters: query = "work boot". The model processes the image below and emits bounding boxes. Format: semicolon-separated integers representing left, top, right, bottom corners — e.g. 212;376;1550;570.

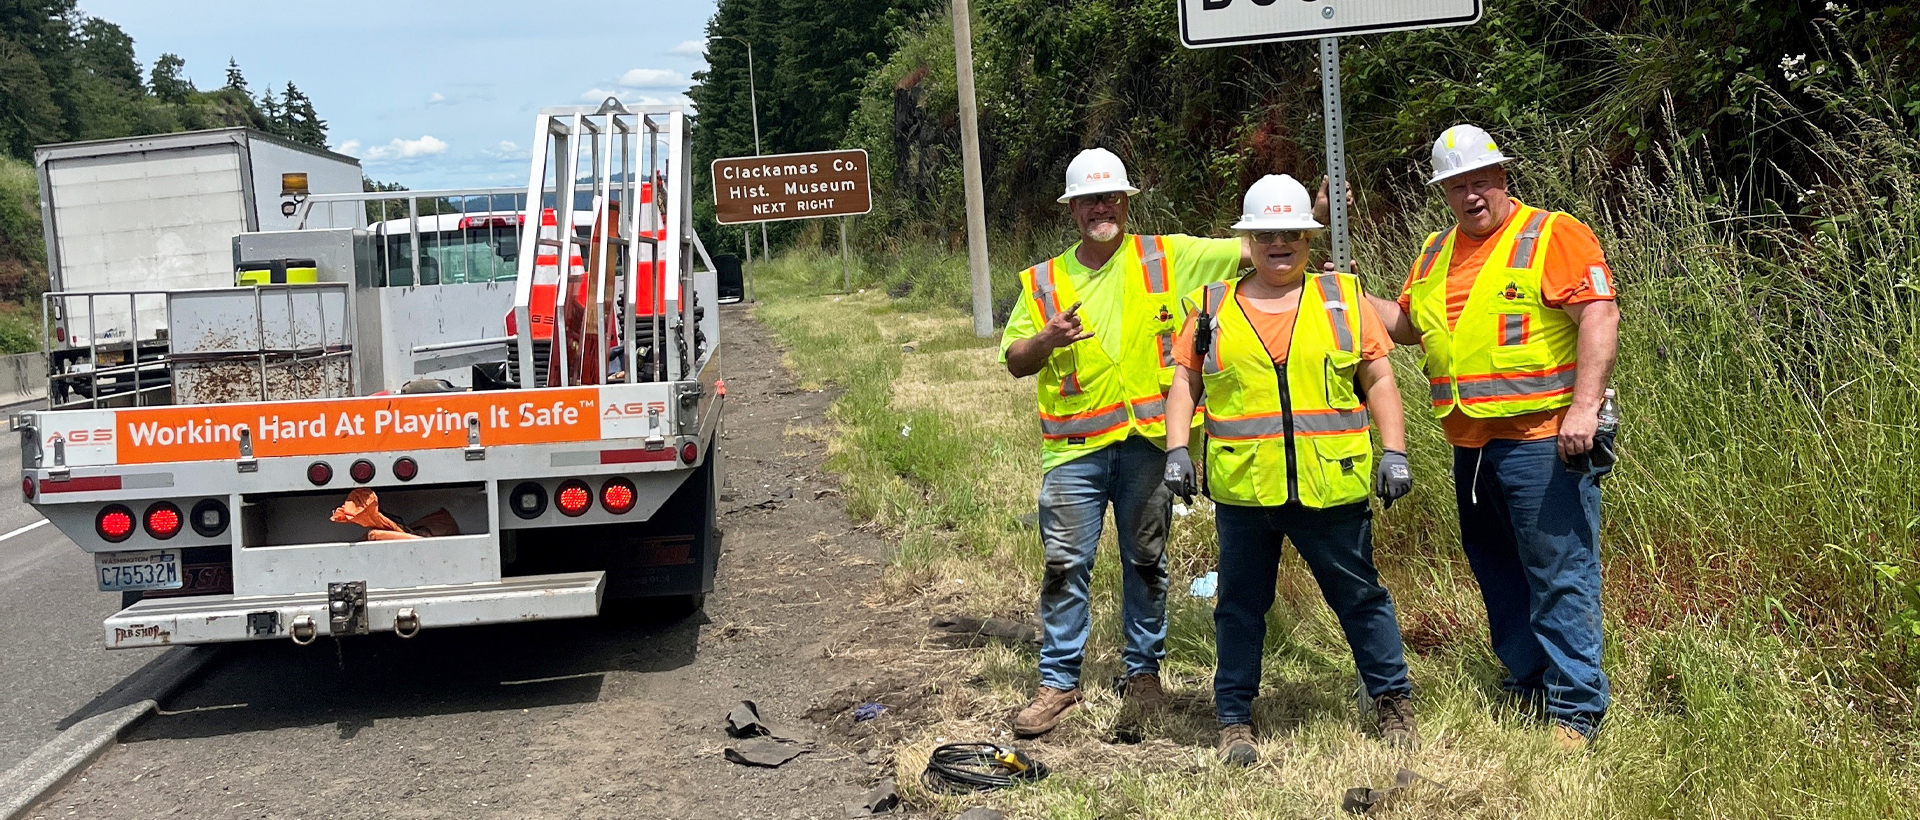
1550;723;1590;752
1217;723;1258;767
1123;673;1169;715
1373;693;1421;750
1012;686;1081;738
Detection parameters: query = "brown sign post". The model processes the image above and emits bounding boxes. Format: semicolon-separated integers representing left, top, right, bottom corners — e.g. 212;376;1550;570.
711;149;872;224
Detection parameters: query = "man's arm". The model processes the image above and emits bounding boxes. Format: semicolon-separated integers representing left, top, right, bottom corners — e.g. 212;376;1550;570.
1164;364;1204;450
1555;299;1620;460
1366;294;1422;346
1006;301;1093;378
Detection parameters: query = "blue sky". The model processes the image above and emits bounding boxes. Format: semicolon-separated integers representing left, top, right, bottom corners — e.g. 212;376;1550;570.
79;0;720;189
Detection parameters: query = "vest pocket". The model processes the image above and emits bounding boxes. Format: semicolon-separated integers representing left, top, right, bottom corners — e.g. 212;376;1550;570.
1322;349;1363;410
1308;433;1372;506
1489;342;1553;373
1205;439;1261;504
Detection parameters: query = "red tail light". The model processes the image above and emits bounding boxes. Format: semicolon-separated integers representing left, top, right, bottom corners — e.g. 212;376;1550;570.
679;442;698;465
349;459;376;483
307;462;333;486
600;477;636;514
97;505;135;543
144;501;182;539
393;457;418;481
555;480;591;516
21;476;34;500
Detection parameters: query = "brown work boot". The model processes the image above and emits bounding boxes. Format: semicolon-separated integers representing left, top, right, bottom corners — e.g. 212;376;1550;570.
1217;723;1258;767
1373;693;1421;750
1012;686;1081;738
1123;673;1169;715
1550;723;1590;752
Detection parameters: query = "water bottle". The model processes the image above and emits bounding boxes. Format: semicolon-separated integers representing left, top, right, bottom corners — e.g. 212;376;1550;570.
1570;389;1619;476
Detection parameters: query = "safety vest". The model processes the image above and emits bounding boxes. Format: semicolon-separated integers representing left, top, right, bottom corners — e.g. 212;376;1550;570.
1192;273;1373;509
1019;235;1184;464
1407;202;1580;419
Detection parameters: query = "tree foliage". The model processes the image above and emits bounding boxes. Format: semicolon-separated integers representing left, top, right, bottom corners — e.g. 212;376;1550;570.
687;0;940;256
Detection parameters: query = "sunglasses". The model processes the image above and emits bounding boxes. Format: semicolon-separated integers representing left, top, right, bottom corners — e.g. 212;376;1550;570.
1071;191;1126;206
1248;230;1310;245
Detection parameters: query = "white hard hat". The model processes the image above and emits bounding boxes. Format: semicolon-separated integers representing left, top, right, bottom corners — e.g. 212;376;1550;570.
1230;174;1323;231
1058;148;1141;203
1428;123;1513;184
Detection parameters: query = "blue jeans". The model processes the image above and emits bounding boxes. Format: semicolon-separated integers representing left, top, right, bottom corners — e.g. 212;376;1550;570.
1455;438;1610;736
1036;436;1171;690
1212;501;1411;725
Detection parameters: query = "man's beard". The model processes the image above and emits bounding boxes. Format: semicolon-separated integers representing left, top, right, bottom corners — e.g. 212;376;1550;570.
1086;222;1120;243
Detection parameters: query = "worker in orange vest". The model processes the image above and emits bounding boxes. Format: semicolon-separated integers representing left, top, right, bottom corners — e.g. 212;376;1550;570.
1364;125;1621;751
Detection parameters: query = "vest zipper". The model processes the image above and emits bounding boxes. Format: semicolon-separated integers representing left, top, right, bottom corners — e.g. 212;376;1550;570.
1276;362;1299;504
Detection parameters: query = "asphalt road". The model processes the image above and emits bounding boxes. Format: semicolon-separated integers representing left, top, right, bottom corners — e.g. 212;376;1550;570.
0;407;178;774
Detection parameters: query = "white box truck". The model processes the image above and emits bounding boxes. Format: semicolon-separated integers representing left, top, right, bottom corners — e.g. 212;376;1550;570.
34;128;364;407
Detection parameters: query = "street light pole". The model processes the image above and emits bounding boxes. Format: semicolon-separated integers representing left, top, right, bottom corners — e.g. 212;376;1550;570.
714;35;771;262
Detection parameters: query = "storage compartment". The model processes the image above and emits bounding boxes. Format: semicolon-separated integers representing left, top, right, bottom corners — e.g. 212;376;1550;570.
238;482;489;548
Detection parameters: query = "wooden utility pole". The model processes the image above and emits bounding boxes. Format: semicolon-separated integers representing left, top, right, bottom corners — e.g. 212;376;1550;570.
953;0;993;338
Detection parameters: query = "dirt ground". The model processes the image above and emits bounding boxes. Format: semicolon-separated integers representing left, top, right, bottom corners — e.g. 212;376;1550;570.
25;306;954;820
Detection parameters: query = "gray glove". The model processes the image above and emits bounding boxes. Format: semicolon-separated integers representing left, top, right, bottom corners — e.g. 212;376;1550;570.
1164;446;1197;503
1374;449;1412;509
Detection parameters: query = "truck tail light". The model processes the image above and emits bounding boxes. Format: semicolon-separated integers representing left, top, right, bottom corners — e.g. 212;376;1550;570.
509;482;547;519
191;499;229;537
600;477;635;514
144;501;182;539
393;457;418;481
307;462;333;486
679;441;698;465
97;504;135;543
21;476;34;500
349;459;376;483
555;479;591;517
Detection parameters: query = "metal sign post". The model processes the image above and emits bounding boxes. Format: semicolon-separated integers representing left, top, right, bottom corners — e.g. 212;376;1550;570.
841;216;852;293
1319;36;1350;271
1177;1;1484;273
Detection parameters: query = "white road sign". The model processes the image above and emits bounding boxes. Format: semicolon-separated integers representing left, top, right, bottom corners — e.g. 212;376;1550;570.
1179;0;1482;48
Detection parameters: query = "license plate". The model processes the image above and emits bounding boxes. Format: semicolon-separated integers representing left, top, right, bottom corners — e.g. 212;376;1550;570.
97;550;183;592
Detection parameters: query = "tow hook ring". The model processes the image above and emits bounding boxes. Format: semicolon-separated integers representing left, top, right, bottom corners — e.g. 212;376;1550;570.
289;614;318;645
394;608;422;639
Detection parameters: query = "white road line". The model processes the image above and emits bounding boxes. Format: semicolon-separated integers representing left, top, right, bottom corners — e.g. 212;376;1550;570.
0;519;49;543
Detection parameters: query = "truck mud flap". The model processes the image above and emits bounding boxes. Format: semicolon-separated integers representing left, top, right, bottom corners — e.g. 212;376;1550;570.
102;571;605;649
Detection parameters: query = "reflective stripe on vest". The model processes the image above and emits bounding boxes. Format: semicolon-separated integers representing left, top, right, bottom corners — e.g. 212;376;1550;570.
1414;230;1451;282
1130;395;1167;424
1027;260;1084;396
1314;275;1353;353
1136;235;1170;294
1039;402;1129;440
1157;332;1175;368
1508;210;1551;269
1206;407;1369;440
1453;364;1577;404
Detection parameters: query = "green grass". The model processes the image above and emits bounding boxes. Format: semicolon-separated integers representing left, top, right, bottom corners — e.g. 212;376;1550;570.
744;100;1920;816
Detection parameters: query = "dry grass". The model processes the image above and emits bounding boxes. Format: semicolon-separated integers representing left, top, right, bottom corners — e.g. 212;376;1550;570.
751;257;1920;819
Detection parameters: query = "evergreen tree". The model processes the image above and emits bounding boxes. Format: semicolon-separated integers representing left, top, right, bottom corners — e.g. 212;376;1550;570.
257;86;285;136
223;57;246;93
75;17;140;91
0;37;64;157
282;82;326;148
148;53;190;103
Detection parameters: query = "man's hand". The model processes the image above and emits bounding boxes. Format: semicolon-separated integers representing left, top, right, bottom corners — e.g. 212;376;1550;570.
1036;300;1095;351
1558;404;1600;462
1164;446;1197;503
1315;175;1355;225
1374;449;1412;509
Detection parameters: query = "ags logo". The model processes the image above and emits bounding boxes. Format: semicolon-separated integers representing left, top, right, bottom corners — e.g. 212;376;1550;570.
54;429;114;445
603;401;668;418
1262;204;1295;214
1084;171;1112;182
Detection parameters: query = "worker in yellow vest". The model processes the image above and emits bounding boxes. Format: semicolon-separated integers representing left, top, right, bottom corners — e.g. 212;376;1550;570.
1364;125;1620;751
1001;148;1319;738
1162;175;1417;766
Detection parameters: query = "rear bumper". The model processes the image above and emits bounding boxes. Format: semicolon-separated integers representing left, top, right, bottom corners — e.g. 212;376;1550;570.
103;571;605;649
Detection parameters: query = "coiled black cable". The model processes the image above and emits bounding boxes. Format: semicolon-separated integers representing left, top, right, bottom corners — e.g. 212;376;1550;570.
921;743;1050;794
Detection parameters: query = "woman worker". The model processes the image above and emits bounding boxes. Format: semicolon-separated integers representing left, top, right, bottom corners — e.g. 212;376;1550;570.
1162;174;1418;766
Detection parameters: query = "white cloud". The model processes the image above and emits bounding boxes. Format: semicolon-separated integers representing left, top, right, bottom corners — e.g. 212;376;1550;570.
670;40;706;57
333;139;361;157
482;141;522;161
360;135;449;161
428;92;446;104
618;68;685;88
580;87;620;101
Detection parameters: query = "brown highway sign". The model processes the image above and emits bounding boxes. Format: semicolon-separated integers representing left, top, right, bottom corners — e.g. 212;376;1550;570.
711;149;872;224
